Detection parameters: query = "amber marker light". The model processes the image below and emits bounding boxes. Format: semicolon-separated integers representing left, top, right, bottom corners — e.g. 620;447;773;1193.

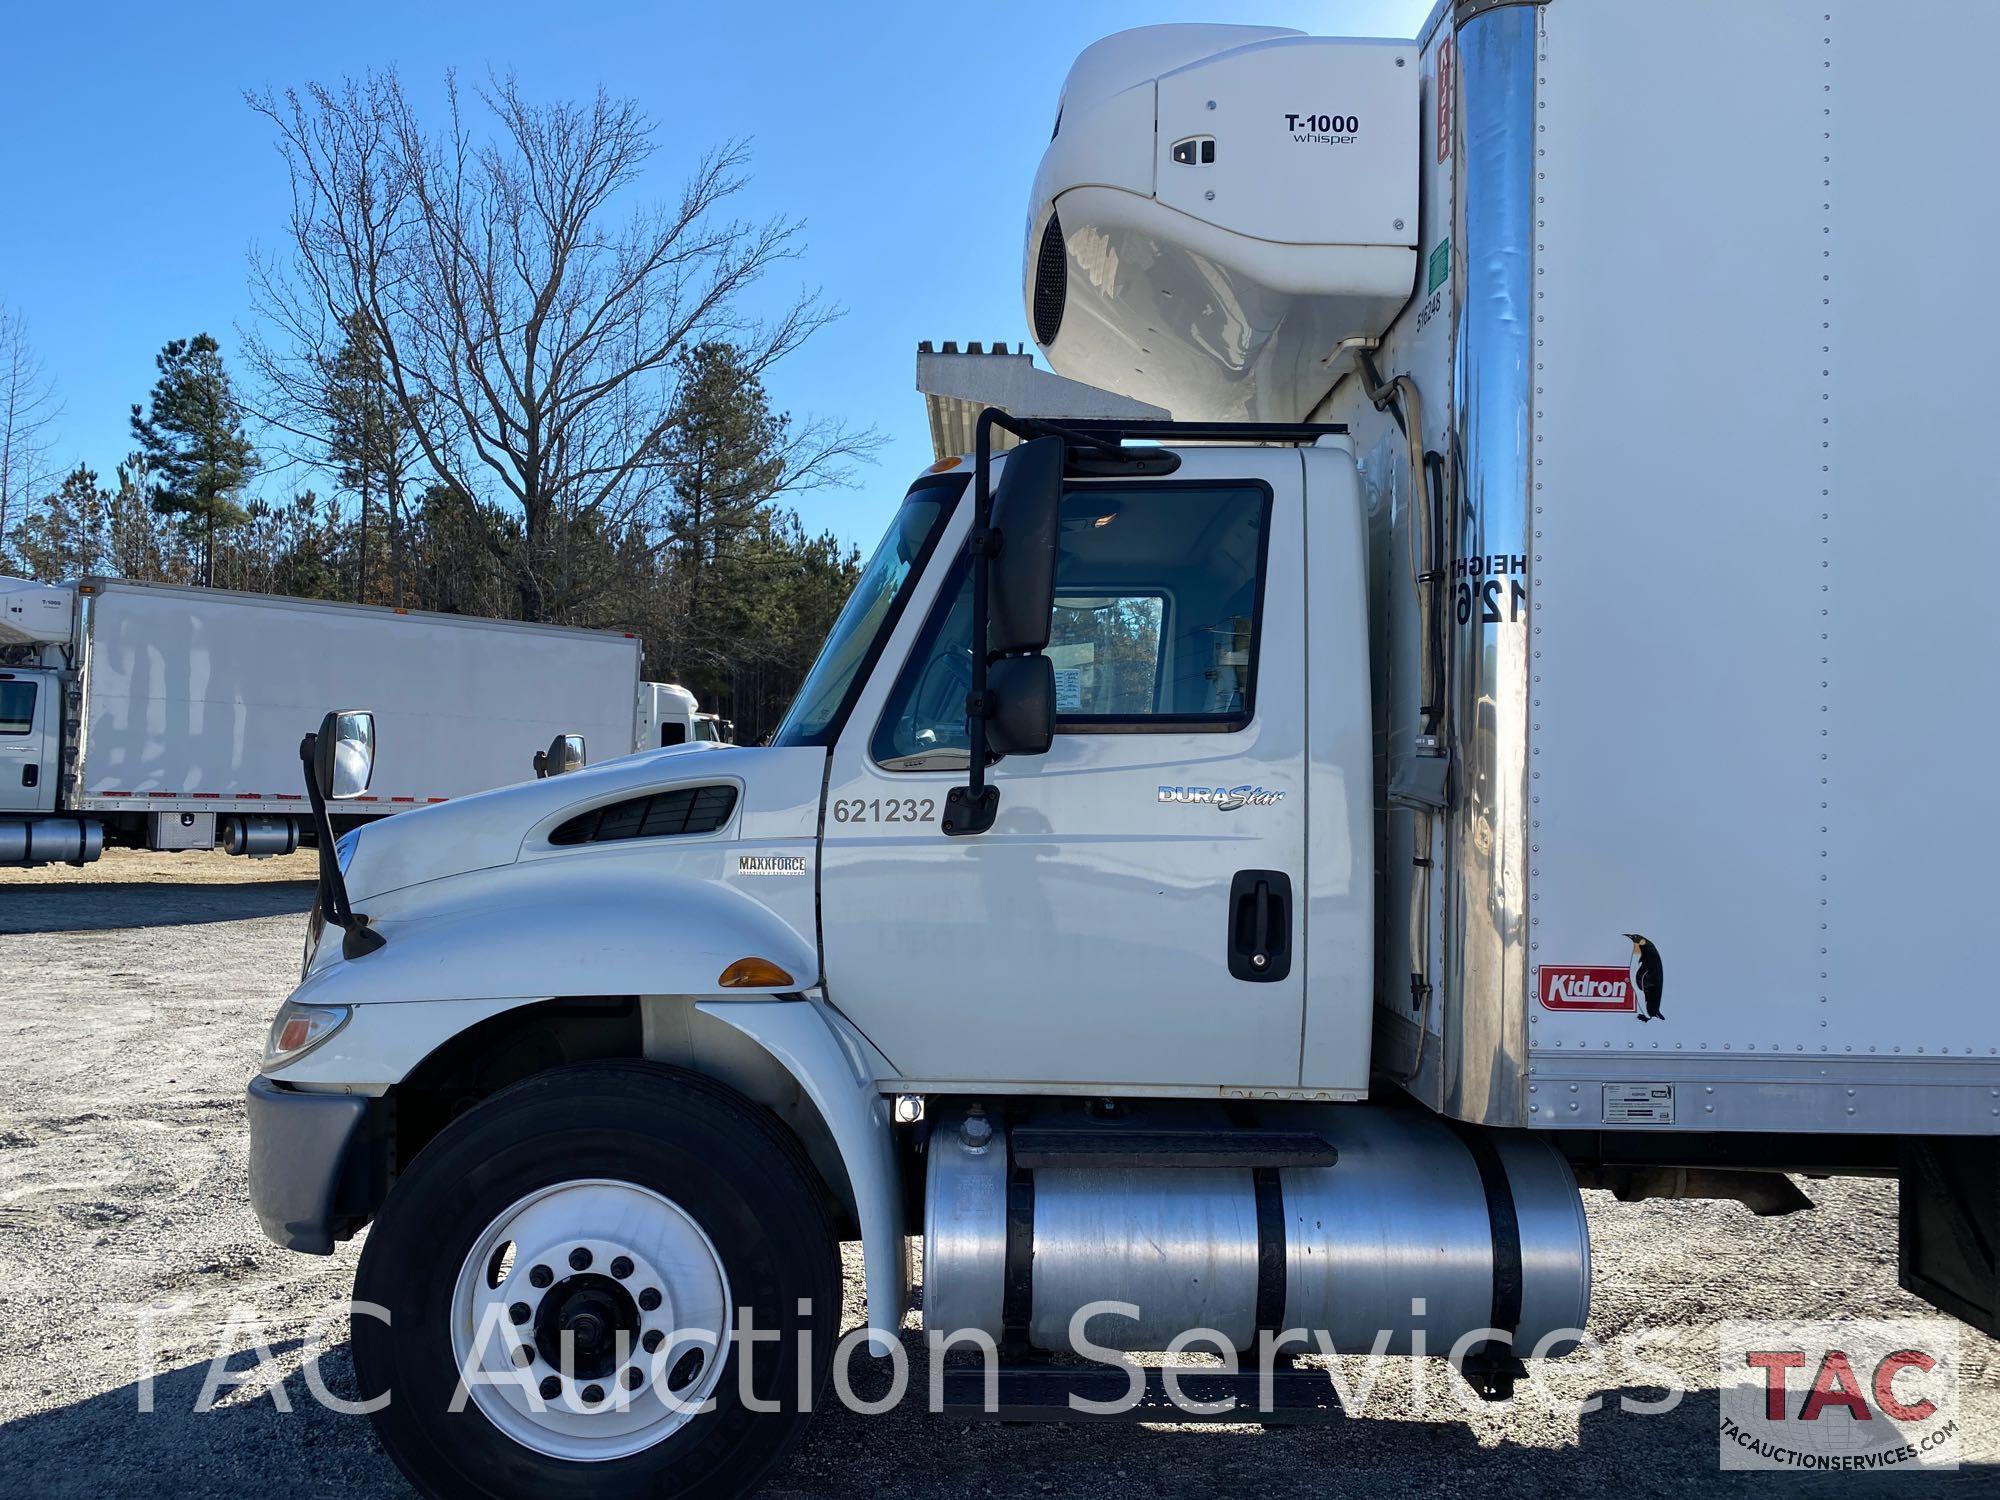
927;455;963;473
718;957;795;988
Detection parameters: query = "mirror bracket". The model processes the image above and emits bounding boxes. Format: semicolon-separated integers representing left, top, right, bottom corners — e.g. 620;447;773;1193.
940;783;999;838
299;716;381;955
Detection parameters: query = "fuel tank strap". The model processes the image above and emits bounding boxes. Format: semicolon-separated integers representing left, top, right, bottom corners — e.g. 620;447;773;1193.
1001;1163;1036;1349
1251;1166;1286;1341
1449;1123;1524;1346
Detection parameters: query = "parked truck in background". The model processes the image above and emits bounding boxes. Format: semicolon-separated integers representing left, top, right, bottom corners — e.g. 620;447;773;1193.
0;574;647;866
245;5;2000;1497
635;679;734;748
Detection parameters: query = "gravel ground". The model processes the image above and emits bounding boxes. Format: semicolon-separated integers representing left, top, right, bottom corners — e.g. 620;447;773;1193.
1;851;1995;1496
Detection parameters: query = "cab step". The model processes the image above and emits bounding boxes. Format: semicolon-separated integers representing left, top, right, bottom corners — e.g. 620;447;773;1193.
1006;1127;1337;1170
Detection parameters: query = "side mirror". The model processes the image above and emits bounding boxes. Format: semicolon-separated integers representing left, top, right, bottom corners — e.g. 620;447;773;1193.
312;710;375;801
987;436;1062;654
987;656;1055;756
533;733;586;778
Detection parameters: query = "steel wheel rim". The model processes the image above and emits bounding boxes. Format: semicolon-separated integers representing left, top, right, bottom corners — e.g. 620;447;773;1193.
449;1177;731;1461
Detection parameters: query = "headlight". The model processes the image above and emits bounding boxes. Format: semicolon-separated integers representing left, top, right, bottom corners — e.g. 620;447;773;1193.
263;1000;352;1070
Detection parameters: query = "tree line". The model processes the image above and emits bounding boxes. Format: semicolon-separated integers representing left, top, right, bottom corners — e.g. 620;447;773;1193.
0;71;878;740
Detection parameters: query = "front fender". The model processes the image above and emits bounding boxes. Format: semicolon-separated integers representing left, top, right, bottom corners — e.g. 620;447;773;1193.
295;853;819;1009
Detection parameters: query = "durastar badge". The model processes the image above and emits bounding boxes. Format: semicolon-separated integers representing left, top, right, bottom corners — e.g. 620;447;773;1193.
1157;784;1286;812
738;854;807;876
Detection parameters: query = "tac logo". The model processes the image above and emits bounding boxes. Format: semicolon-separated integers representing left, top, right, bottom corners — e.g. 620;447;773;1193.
1537;964;1633;1012
1719;1320;1961;1471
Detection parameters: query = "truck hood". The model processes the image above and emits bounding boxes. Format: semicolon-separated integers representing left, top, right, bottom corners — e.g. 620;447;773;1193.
343;741;740;902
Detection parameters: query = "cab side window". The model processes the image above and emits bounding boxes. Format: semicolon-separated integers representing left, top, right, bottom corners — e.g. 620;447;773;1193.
0;681;36;735
872;483;1268;769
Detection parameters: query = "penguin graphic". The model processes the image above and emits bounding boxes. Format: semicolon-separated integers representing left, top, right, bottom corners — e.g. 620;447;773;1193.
1625;933;1665;1022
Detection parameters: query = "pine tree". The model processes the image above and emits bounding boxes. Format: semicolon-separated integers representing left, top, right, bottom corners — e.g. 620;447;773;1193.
325;312;408;604
129;333;258;586
659;342;789;631
105;457;185;582
9;465;108;582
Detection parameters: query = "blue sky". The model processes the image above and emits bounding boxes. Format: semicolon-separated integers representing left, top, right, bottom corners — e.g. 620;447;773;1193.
0;0;1434;551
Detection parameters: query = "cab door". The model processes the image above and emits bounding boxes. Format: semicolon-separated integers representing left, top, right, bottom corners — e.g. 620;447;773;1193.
818;448;1307;1090
0;670;59;813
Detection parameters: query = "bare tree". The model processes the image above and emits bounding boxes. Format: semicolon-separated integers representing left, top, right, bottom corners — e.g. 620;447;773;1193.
0;306;62;564
247;71;864;622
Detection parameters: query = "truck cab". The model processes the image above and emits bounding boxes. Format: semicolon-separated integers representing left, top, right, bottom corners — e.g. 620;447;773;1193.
248;430;1577;1496
0;666;59;815
790;440;1371;1094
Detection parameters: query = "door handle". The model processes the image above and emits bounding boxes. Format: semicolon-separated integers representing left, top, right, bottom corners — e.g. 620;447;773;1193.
21;764;36;788
1228;869;1292;983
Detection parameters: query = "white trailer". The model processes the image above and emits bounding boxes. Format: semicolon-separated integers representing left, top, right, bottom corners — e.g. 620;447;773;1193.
0;575;644;865
243;5;2000;1495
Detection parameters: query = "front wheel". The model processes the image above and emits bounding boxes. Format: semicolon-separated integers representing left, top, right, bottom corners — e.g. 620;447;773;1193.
353;1062;839;1499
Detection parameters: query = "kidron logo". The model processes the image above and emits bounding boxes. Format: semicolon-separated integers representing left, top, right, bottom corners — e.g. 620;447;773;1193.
1537;965;1634;1012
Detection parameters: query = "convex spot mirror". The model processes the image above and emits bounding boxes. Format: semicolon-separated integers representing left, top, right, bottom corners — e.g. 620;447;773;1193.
313;710;375;801
987;655;1054;756
534;733;586;778
987;435;1062;656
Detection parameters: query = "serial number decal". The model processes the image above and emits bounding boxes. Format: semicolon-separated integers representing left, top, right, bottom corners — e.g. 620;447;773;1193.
1413;287;1445;333
1453;552;1528;627
831;797;937;825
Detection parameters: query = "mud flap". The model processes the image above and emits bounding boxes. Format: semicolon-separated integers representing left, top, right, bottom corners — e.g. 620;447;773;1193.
1898;1137;1999;1337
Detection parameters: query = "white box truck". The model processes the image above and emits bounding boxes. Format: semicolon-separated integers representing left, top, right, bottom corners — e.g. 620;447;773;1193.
0;575;645;865
244;5;2000;1495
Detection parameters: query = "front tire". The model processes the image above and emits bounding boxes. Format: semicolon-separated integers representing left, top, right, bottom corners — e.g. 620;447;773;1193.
353;1062;839;1499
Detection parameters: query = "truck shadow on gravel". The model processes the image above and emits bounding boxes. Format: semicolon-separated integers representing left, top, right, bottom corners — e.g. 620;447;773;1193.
777;1357;1995;1499
0;880;315;934
7;1341;1988;1500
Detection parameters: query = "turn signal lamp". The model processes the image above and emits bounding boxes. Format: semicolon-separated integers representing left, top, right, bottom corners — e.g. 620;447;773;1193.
718;957;796;988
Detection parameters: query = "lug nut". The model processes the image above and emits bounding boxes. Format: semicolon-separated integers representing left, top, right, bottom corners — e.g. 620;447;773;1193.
624;1366;645;1391
508;1301;531;1325
528;1264;553;1288
512;1345;534;1368
569;1247;593;1271
668;1347;705;1393
609;1255;634;1279
581;1383;605;1405
637;1287;662;1312
641;1328;665;1353
538;1376;561;1400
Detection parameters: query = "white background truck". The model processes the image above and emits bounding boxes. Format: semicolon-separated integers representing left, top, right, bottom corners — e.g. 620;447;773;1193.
0;574;645;865
635;679;734;749
245;4;1999;1497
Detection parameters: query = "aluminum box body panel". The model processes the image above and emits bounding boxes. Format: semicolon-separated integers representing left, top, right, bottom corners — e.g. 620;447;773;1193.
1315;0;2000;1131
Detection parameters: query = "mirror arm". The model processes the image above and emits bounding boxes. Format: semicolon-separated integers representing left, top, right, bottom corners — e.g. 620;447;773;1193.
942;409;1017;837
298;733;384;957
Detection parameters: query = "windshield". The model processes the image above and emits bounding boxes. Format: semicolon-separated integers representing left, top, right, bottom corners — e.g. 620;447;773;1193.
771;474;964;746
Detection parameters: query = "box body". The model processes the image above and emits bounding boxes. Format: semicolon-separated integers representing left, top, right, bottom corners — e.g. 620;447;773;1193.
1318;0;2000;1132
